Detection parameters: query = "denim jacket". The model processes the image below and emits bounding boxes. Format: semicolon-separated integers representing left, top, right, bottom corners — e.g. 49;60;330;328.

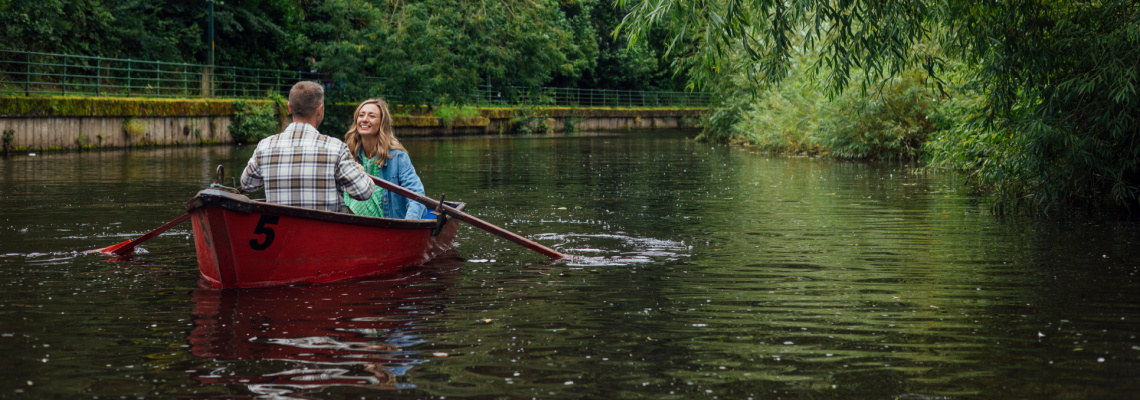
367;149;427;219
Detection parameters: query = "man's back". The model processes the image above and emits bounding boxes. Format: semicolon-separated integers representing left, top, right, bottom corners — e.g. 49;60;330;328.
240;122;373;213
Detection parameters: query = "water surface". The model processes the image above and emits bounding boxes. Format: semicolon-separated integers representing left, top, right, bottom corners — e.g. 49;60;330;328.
1;130;1138;399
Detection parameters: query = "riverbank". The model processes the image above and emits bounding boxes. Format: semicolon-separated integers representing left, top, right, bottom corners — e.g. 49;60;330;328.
0;96;705;153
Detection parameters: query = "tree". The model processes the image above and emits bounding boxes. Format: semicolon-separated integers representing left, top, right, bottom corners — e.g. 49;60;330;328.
0;0;307;69
618;0;1140;210
617;0;934;95
360;0;597;106
566;1;686;91
0;0;116;55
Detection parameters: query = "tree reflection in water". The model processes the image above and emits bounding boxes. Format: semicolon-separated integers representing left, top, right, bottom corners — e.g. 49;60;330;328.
186;252;462;397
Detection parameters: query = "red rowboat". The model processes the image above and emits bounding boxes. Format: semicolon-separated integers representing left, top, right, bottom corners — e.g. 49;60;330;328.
186;189;464;289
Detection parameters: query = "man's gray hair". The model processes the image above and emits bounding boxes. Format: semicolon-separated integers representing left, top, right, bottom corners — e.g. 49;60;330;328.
289;81;324;119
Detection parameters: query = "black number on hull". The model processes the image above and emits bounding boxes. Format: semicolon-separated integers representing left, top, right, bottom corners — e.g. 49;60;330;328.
250;215;280;250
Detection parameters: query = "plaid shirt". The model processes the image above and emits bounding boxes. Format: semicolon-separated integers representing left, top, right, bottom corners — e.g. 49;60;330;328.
240;122;374;213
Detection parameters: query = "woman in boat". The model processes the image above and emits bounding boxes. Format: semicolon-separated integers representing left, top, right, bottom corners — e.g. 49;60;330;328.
343;98;428;219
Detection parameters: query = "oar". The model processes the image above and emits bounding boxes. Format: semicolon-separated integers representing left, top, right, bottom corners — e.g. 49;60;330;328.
90;213;191;256
368;176;568;260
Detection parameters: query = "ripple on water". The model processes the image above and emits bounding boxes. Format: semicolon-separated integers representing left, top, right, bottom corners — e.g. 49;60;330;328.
532;232;691;267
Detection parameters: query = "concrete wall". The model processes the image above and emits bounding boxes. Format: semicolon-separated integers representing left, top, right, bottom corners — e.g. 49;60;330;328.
0;97;704;153
0;116;231;151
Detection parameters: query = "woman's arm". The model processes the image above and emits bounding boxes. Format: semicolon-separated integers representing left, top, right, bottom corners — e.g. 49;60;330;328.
394;152;428;219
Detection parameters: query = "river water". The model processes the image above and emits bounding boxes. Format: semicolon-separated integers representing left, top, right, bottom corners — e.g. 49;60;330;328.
1;130;1138;399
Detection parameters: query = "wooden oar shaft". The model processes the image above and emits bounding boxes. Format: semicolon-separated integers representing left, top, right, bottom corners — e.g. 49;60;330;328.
369;176;566;260
93;213;191;256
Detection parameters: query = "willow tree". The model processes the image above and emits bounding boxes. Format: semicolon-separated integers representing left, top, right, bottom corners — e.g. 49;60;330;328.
618;0;1140;210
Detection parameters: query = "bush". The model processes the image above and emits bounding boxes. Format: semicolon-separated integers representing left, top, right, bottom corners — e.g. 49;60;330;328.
230;100;279;145
723;74;823;153
434;104;480;127
510;98;554;134
722;62;937;160
815;72;937;160
122;118;146;142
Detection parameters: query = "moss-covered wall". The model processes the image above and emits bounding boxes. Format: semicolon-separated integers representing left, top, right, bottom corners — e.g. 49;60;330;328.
0;96;246;118
329;104;704;133
0;115;231;152
0;96;705;153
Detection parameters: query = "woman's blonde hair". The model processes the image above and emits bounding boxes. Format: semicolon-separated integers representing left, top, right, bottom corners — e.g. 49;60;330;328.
345;98;405;165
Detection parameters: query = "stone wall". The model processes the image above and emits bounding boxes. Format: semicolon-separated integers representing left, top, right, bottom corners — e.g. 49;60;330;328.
0;96;705;153
0;116;231;151
0;97;240;152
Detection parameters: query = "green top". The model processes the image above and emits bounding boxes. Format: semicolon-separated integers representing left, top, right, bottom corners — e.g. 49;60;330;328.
344;155;385;218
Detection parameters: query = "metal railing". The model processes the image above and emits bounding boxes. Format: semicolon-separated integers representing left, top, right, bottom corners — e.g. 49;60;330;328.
475;86;709;108
0;50;709;107
0;50;313;98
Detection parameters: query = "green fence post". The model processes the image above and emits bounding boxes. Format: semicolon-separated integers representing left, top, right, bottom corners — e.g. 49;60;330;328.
25;52;31;96
62;55;67;95
96;59;101;95
156;62;161;96
127;60;132;97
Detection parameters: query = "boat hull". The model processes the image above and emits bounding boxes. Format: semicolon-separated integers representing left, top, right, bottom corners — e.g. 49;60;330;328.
186;189;463;288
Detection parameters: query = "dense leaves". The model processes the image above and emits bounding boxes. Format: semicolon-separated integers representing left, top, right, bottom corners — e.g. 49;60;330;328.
939;1;1140;209
1;0;685;105
229;99;279;145
620;0;1140;210
359;0;596;105
722;51;937;161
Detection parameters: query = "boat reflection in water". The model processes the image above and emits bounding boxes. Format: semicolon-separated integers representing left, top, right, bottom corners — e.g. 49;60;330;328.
187;252;462;397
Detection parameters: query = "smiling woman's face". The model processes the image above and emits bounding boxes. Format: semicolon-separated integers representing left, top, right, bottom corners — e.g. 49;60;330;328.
356;104;382;136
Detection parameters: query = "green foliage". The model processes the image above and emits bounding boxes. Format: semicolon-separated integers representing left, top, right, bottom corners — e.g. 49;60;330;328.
2;129;14;151
319;103;359;140
921;1;1140;210
364;0;596;106
0;0;305;69
510;94;556;134
122;118;146;141
433;105;480;127
562;1;685;91
725;61;936;160
267;91;289;127
0;0;115;54
622;0;1140;210
1;0;693;108
511;108;546;135
721;79;821;154
815;73;937;160
563;112;588;134
617;0;933;96
302;0;378;103
229;100;277;145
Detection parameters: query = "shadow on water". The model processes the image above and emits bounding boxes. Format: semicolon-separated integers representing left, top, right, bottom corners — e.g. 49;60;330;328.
187;253;464;398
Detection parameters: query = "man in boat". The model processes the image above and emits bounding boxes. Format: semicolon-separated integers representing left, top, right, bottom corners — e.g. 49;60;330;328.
239;81;375;213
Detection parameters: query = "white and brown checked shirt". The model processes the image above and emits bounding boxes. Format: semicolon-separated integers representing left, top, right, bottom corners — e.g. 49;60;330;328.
240;122;374;213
